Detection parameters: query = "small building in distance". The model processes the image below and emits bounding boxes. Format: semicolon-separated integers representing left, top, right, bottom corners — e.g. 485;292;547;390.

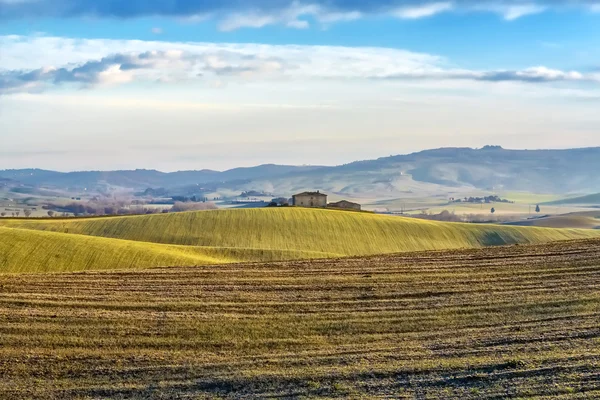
328;200;361;211
292;191;327;208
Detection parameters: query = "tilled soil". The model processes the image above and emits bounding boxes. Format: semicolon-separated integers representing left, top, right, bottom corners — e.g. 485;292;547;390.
1;239;600;399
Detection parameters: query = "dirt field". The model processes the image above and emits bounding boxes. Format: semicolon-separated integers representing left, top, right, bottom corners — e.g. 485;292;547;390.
1;240;600;398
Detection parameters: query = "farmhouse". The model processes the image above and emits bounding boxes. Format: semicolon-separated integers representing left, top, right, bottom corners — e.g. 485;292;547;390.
328;200;361;211
292;191;327;208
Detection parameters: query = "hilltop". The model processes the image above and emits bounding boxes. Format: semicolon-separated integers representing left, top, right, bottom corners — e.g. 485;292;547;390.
1;208;598;273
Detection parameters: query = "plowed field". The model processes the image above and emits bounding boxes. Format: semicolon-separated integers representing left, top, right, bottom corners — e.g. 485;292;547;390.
1;239;600;398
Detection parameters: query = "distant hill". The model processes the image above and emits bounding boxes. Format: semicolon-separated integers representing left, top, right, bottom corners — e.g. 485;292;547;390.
505;212;600;229
545;193;600;206
2;208;599;273
0;165;321;191
2;146;600;195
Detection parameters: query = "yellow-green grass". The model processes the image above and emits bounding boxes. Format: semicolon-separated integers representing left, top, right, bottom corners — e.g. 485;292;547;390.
1;208;599;269
0;226;335;274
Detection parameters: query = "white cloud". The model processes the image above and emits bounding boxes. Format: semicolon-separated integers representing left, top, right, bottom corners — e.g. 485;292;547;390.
218;3;319;31
151;27;163;35
1;35;597;95
467;3;547;20
499;4;547;20
392;2;454;19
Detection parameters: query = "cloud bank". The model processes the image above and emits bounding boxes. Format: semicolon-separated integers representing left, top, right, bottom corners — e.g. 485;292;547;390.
2;1;600;29
1;36;597;94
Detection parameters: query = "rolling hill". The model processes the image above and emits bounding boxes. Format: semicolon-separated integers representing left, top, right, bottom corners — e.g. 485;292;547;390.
2;208;599;273
545;193;600;206
0;225;336;274
505;212;600;229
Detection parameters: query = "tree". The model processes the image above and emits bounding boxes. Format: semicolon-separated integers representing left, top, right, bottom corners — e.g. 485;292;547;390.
23;209;32;217
15;211;20;217
0;212;5;217
47;211;55;217
490;207;496;214
535;204;541;213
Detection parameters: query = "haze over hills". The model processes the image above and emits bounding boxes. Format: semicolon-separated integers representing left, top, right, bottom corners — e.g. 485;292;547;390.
2;146;600;196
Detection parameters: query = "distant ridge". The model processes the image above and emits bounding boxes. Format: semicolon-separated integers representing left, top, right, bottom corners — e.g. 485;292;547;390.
2;146;600;194
545;193;600;206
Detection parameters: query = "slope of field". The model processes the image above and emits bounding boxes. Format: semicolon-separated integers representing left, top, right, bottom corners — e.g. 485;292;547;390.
2;208;599;261
1;239;599;398
506;212;600;229
546;192;600;205
0;226;335;273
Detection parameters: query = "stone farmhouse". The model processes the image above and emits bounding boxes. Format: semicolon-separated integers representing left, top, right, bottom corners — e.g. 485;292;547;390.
292;191;362;211
292;191;328;208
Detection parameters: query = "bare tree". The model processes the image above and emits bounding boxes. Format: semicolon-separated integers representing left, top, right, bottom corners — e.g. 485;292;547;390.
15;211;20;217
47;210;55;217
23;209;32;217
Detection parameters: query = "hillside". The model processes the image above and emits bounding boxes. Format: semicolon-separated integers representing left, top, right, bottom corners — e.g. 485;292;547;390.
506;212;600;229
545;193;600;206
3;146;600;195
0;226;335;273
0;164;321;191
1;208;599;273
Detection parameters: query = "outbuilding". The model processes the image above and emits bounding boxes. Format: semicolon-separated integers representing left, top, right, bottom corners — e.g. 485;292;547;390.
328;200;361;211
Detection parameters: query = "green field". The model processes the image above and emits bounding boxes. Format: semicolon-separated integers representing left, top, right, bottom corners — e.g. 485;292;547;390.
1;208;599;273
1;239;599;398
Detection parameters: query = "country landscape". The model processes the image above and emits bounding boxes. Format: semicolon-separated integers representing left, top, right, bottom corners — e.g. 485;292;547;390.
3;0;600;398
2;159;600;397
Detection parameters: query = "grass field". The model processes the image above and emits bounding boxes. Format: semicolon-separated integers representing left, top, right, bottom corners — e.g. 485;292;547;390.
1;208;600;273
0;226;337;273
1;239;599;398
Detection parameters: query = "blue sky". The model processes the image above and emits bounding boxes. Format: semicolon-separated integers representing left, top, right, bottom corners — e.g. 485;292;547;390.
1;1;600;171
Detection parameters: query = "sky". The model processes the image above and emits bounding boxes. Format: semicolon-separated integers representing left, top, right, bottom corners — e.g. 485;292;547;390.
1;0;600;172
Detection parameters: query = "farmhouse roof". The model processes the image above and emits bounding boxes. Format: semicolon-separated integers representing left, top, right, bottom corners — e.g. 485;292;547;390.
329;200;360;206
293;191;327;197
